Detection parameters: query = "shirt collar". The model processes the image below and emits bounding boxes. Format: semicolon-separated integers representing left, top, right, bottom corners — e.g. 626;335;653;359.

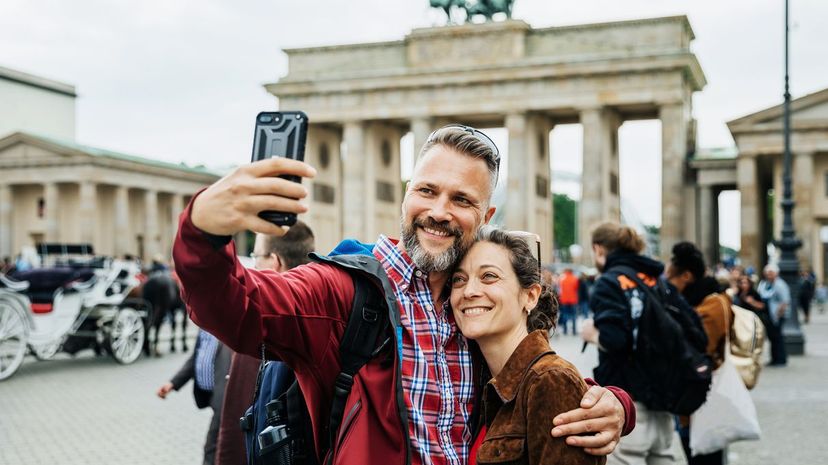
488;330;554;403
374;235;418;286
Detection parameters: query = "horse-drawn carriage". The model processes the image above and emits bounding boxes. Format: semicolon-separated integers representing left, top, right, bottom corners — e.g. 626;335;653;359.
0;244;147;381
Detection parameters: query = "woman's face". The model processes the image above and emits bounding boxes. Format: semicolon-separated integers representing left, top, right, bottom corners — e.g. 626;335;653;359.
449;241;538;342
739;276;751;292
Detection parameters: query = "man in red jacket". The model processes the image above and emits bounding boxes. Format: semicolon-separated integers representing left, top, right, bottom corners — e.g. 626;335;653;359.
175;125;635;465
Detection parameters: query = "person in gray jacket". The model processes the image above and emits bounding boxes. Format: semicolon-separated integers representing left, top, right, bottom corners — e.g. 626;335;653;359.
157;329;231;465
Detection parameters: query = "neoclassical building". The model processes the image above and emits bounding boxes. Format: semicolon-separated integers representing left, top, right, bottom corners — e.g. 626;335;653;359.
0;132;222;263
691;87;828;281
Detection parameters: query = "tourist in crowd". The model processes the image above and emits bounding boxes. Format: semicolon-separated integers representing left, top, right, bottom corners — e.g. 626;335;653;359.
558;267;580;335
757;264;789;367
667;242;733;465
581;222;703;465
157;329;231;465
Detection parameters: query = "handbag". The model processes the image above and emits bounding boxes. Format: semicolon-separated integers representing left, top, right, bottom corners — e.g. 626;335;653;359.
690;303;761;456
717;295;766;389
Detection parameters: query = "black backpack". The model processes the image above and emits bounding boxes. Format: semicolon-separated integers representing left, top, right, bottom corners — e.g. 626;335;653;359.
240;271;390;465
615;266;713;416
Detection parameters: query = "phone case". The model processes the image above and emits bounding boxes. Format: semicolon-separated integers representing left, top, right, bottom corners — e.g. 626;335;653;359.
251;111;309;227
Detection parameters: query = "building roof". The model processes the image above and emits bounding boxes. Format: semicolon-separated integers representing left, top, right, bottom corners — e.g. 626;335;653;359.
727;86;828;132
0;65;76;97
0;132;223;178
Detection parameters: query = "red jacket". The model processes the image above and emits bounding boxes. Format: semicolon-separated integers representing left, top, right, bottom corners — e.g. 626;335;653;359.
559;271;580;305
173;199;635;465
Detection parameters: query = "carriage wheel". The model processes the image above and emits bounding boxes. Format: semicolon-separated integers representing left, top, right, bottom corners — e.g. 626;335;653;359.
107;307;145;364
0;297;29;381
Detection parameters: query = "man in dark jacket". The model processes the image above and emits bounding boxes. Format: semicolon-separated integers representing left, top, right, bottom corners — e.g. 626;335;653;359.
175;125;636;464
157;329;232;465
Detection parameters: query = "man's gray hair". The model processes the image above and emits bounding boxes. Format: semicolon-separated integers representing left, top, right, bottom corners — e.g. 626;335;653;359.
764;263;780;274
418;126;499;194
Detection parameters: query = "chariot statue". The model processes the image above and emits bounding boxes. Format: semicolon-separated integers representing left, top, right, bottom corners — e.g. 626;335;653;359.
430;0;515;24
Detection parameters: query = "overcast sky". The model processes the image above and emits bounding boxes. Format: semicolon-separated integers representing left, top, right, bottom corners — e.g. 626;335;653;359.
2;0;827;249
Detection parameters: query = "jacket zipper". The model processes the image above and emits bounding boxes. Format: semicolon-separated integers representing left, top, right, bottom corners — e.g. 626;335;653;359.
335;399;362;450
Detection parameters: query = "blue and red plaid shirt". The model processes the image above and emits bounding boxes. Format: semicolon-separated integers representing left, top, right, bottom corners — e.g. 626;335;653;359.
374;236;475;465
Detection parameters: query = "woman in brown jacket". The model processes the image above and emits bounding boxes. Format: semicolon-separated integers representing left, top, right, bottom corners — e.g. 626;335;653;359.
448;227;604;465
666;242;732;465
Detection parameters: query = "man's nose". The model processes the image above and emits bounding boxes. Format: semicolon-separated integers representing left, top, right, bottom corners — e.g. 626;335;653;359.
429;195;452;222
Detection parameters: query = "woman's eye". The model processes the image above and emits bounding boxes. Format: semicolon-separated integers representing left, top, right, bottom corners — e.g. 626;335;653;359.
482;272;499;282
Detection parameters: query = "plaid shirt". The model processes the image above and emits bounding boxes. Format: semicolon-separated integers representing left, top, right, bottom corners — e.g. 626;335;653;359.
374;236;475;465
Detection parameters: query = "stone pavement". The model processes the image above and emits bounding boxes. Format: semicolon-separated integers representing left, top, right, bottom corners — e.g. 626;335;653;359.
1;309;826;465
0;324;207;465
552;308;828;465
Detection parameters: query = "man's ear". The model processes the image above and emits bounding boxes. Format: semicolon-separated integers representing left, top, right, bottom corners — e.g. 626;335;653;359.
273;254;285;273
484;206;496;224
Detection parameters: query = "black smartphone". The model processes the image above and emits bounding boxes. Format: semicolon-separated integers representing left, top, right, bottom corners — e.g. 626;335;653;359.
251;111;309;227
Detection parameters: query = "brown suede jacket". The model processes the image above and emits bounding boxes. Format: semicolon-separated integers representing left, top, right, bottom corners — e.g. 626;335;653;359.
696;293;735;369
476;330;606;465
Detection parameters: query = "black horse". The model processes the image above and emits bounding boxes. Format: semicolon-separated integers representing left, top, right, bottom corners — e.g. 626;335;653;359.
141;271;189;356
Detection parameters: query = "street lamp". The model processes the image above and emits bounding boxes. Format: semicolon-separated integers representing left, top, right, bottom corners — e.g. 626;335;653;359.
775;0;805;355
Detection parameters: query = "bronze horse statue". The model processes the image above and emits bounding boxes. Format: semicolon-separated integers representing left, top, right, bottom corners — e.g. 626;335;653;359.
430;0;514;23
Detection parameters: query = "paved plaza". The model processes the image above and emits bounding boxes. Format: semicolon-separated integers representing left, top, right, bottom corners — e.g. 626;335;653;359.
1;310;826;465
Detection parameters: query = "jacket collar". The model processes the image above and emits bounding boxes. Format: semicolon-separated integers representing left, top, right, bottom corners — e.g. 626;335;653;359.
489;330;554;403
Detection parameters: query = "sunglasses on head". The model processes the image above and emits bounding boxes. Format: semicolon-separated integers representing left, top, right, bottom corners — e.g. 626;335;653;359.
427;124;501;174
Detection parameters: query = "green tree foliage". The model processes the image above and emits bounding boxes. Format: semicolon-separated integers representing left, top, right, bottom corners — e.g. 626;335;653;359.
553;193;577;250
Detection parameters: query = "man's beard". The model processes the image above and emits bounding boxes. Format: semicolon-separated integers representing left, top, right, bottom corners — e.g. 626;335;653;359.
400;216;467;273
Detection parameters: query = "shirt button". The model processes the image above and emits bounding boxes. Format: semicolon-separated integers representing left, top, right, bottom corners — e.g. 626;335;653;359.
400;284;408;291
415;270;422;277
426;304;433;311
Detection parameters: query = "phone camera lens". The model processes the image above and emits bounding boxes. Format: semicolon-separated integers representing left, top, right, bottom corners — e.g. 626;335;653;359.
259;115;274;123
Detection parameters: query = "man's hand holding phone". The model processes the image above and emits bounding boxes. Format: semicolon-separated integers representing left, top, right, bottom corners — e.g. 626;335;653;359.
191;158;316;237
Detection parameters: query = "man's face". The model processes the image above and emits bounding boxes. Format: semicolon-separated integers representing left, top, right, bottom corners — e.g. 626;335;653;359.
400;145;496;273
253;235;278;271
765;269;777;282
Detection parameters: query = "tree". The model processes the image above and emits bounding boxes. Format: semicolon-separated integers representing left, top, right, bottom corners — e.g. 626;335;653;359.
553;193;577;251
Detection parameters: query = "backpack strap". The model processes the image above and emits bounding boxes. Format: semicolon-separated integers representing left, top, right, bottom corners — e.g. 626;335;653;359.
325;272;390;454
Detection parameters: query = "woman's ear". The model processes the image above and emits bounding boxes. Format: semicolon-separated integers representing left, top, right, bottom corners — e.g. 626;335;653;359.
523;283;542;312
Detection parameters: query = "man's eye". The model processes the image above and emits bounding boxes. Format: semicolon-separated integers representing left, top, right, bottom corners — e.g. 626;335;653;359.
454;197;471;206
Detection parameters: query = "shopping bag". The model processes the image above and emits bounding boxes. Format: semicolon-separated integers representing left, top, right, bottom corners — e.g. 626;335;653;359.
689;357;761;455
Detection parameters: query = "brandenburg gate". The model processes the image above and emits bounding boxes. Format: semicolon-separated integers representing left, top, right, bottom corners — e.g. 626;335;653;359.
267;16;705;256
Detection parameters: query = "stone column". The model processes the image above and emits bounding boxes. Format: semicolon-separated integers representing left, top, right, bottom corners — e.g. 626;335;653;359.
578;107;621;262
410;117;433;170
78;182;97;245
738;156;761;269
170;193;184;236
342;121;367;240
304;125;342;254
144;189;159;262
0;184;12;258
114;186;130;257
505;112;530;231
698;184;716;266
793;151;815;268
660;103;690;261
43;183;59;242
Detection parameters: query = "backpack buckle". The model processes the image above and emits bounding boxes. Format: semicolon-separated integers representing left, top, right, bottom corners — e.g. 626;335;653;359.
362;306;379;322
